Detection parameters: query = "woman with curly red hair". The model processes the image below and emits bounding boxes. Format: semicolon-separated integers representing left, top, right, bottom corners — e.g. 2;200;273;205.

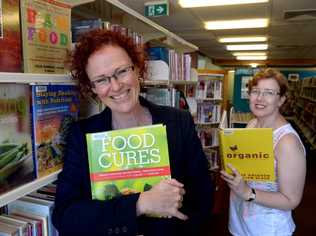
52;29;213;236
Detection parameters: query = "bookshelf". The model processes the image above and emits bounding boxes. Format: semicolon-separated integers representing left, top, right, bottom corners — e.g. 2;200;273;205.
229;107;253;128
292;77;316;150
0;73;73;83
195;69;226;171
0;170;60;208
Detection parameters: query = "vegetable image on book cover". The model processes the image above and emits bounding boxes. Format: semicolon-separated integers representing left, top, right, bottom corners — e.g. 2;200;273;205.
86;124;171;201
219;128;275;182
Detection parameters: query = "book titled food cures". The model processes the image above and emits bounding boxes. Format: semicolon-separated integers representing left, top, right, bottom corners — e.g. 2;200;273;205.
219;128;275;182
86;124;171;201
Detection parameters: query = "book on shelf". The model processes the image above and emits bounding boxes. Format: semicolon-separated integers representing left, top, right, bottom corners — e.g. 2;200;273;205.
86;124;171;203
0;83;35;195
147;47;169;65
27;191;55;202
36;183;57;196
147;60;169;81
0;0;22;72
9;210;45;236
71;18;103;42
8;196;57;236
196;80;222;99
205;149;219;170
0;221;19;236
30;84;80;178
20;0;71;73
5;214;39;236
197;128;218;148
144;88;172;106
219;128;275;182
0;215;30;236
197;103;221;123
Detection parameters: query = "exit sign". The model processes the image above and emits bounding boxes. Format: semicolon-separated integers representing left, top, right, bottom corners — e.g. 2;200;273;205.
145;1;169;17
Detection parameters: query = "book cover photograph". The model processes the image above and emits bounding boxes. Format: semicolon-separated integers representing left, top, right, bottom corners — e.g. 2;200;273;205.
86;124;171;201
219;128;275;182
20;0;71;73
0;84;35;195
31;84;79;178
0;0;22;72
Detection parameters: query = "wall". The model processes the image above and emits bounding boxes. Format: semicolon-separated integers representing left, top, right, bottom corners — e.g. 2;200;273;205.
232;67;316;112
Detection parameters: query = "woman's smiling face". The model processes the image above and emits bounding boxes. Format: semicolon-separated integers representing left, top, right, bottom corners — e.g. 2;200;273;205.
85;45;140;114
249;78;285;118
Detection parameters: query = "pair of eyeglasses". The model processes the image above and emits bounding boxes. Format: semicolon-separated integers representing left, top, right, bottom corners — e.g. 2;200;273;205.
90;65;135;88
250;88;280;98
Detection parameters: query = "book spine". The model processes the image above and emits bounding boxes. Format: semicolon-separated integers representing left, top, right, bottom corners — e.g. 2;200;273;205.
30;85;39;178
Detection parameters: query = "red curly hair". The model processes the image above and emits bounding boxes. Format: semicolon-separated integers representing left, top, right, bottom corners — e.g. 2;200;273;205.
248;68;289;97
70;29;147;96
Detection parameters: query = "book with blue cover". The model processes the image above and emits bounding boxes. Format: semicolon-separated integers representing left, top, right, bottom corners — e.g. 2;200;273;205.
30;84;79;178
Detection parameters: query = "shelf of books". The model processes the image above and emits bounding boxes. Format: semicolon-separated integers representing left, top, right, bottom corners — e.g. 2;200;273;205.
195;69;226;171
292;77;316;150
105;0;198;53
229;107;253;128
0;170;60;208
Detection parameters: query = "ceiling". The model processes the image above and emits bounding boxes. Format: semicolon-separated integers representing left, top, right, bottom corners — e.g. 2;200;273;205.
116;0;316;67
66;0;316;67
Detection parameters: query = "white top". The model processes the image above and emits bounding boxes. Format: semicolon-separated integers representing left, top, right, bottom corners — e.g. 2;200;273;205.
229;123;305;236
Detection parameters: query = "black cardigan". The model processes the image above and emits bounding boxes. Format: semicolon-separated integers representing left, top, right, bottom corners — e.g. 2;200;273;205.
52;97;214;236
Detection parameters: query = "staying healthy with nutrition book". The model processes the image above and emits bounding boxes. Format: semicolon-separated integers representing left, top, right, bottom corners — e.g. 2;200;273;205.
86;124;171;201
219;128;275;182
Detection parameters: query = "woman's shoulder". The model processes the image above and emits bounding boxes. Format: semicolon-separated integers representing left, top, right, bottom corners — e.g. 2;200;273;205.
75;110;109;133
246;118;257;128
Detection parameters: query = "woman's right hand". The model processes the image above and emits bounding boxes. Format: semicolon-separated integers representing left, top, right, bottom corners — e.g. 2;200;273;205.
136;179;188;220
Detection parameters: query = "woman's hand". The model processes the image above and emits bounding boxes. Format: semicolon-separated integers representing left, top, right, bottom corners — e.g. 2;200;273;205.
220;163;252;201
136;179;188;220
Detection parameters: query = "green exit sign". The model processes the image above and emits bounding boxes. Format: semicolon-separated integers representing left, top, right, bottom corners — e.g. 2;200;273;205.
145;1;169;17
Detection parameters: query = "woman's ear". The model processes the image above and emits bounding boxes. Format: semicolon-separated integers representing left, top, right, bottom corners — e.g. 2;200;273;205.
279;95;286;107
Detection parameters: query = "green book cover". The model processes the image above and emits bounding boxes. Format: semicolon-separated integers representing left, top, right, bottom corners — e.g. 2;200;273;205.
86;124;171;201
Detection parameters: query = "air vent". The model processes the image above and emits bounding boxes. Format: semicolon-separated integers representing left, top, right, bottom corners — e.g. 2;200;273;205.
284;9;316;21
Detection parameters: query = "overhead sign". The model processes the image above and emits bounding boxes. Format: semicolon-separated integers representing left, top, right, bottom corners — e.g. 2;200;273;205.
145;1;169;17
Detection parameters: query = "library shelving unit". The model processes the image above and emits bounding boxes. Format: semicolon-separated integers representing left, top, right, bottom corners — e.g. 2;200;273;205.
195;69;227;171
292;77;316;150
0;72;73;207
0;170;61;208
0;0;199;208
229;107;253;128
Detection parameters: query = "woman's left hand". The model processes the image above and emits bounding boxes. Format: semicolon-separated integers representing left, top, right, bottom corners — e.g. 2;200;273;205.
220;163;252;201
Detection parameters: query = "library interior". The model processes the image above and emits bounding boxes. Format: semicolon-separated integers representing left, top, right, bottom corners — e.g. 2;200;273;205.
0;0;315;235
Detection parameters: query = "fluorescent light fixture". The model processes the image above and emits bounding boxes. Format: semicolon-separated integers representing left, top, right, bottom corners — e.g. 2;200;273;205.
179;0;269;8
219;36;267;43
227;44;268;51
236;55;267;60
250;63;259;68
205;18;269;30
232;52;267;56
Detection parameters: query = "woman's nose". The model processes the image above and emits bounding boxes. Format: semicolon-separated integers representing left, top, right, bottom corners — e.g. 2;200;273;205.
110;77;121;91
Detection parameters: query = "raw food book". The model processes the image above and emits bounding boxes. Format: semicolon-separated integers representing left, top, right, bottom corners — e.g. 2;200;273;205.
86;124;171;201
219;128;275;182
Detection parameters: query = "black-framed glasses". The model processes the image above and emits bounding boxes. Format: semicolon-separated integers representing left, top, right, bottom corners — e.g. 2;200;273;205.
90;65;135;88
250;88;280;98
